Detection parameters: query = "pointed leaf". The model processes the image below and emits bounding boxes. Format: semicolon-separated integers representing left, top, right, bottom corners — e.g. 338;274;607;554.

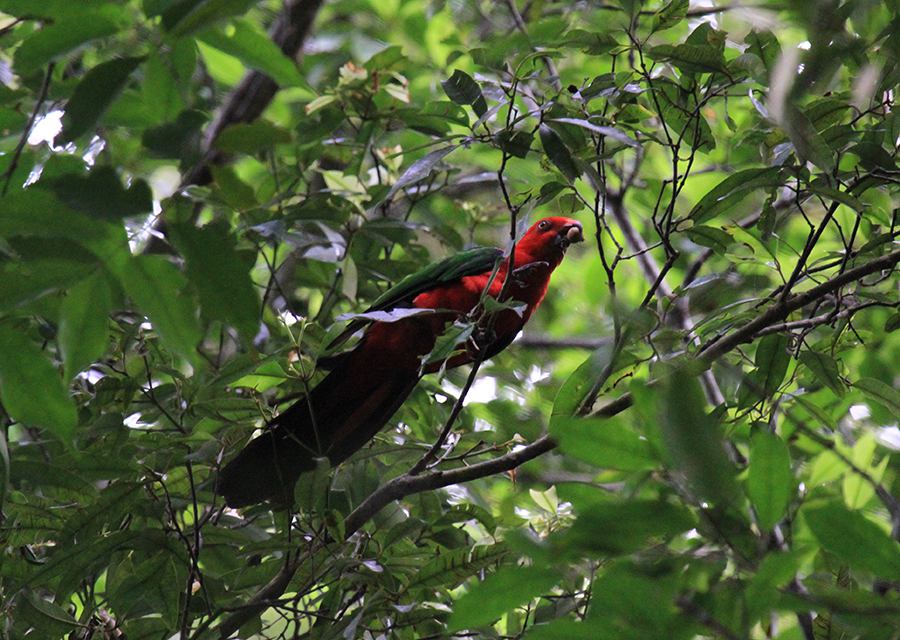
747;431;792;531
0;326;76;443
59;271;112;380
60;56;145;143
447;565;559;632
169;221;260;340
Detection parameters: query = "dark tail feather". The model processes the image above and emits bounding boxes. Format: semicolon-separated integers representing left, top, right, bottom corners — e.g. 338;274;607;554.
217;360;419;508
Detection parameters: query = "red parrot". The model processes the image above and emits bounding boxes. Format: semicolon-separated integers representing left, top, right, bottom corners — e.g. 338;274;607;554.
217;216;583;507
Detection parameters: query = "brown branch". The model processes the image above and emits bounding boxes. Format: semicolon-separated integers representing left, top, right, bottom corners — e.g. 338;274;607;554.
699;249;900;362
517;334;611;349
181;0;325;188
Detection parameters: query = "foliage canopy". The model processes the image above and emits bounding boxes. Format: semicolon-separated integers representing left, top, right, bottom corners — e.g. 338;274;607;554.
0;0;899;638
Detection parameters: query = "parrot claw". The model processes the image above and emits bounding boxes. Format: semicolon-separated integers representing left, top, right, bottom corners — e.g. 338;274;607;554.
511;261;550;286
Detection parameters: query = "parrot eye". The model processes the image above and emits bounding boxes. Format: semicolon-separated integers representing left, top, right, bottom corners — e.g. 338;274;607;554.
538;220;551;231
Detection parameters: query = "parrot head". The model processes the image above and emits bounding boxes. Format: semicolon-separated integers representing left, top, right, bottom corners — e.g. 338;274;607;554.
516;216;583;266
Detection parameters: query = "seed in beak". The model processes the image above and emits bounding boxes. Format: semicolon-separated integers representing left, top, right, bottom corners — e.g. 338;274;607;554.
566;225;583;243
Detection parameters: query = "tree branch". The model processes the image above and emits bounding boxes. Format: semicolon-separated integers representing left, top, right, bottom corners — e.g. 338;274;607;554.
182;0;325;188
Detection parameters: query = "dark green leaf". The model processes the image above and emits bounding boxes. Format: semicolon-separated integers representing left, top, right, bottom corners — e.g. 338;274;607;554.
689;167;790;223
799;350;843;395
448;565;559;631
12;7;127;76
214;120;293;154
403;544;507;591
686;225;734;254
0;326;77;443
853;377;900;416
782;105;835;174
539;124;580;183
19;593;78;636
657;369;737;503
804;501;900;579
61;56;145;143
563;500;696;555
753;333;791;397
546;117;639;148
165;0;257;36
46;166;153;219
496;129;533;158
58;271;112;380
169;221;260;340
746;431;792;531
118;255;202;364
441;69;487;116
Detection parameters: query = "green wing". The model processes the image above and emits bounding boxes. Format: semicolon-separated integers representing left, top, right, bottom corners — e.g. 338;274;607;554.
366;246;503;312
324;246;503;353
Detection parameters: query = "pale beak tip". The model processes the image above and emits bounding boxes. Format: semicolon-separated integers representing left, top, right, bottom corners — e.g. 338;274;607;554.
566;225;584;243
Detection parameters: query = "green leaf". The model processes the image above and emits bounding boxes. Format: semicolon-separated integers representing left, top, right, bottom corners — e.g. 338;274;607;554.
106;554;184;628
58;271;113;380
804;501;900;580
61;56;145;143
385;145;457;200
753;333;791;397
441;69;487;116
0;434;8;521
546;118;639;148
806;182;865;213
0;326;77;443
853;377;900;416
495;129;533;158
19;592;78;636
657;368;737;503
648;42;727;74
539;124;580;183
169;221;260;340
782;104;836;173
653;0;688;32
686;225;734;254
746;431;792;531
447;565;559;632
118;255;202;364
552;343;614;417
364;44;406;71
214;120;293;154
689;167;789;223
551;416;658;471
799;350;843;395
12;6;127;76
842;433;888;509
403;544;507;591
45;166;153;219
563;499;696;555
199;19;307;88
164;0;257;37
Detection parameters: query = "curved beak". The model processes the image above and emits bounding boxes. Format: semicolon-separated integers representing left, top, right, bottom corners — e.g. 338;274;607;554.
558;222;584;249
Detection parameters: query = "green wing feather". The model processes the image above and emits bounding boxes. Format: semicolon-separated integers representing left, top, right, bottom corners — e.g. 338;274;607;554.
325;246;503;352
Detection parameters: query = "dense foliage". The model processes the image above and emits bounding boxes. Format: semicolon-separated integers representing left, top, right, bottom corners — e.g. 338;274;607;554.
1;0;899;638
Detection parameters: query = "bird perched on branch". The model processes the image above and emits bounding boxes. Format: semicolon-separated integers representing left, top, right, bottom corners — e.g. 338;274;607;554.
217;216;583;507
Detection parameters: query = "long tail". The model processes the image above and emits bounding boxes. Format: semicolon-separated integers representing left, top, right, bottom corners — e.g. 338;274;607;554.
217;355;419;508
